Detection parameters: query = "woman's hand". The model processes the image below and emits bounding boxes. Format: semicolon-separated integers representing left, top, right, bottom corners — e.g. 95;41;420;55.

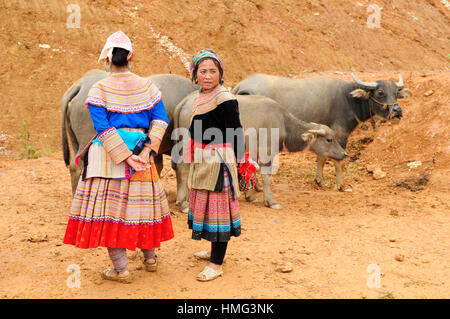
138;146;152;164
125;154;149;172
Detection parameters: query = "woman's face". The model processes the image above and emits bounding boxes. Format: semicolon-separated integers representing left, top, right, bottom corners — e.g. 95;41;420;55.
196;59;221;91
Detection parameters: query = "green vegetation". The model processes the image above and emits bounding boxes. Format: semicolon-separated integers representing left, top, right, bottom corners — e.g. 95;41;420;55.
18;121;41;159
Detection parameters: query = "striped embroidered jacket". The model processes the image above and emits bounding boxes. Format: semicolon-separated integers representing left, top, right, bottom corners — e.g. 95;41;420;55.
187;85;244;197
81;71;169;179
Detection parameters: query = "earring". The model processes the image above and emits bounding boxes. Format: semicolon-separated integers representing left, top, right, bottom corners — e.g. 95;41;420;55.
104;60;111;72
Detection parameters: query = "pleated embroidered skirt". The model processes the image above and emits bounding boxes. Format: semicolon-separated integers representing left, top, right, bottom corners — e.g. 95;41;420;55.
188;169;241;242
63;163;174;251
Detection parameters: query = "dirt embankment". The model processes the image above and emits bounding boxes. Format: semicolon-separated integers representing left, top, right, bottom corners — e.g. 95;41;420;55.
0;0;449;155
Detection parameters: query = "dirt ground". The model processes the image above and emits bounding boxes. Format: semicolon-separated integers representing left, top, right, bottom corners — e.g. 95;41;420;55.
0;0;449;299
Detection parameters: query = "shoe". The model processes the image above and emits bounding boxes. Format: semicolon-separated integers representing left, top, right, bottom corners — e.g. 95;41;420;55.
143;258;158;272
101;268;132;284
196;266;223;282
193;251;211;260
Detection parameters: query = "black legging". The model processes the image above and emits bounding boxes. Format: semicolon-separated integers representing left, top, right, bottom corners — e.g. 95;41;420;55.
210;242;228;265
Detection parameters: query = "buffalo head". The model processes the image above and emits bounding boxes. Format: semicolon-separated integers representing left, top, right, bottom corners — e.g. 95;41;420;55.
350;73;410;122
301;123;348;161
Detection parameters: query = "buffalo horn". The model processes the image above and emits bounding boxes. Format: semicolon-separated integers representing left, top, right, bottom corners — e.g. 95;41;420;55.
308;128;326;136
351;73;377;90
396;74;404;89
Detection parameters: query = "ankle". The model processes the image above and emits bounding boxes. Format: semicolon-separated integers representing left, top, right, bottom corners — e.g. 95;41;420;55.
208;262;222;270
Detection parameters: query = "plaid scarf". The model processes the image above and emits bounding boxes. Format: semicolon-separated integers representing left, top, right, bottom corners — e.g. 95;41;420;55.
189;49;224;83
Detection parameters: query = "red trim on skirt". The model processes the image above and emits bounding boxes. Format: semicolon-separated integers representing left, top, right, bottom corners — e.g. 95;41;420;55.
63;217;174;251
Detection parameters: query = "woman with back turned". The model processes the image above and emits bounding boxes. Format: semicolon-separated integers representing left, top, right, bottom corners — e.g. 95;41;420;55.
63;31;174;283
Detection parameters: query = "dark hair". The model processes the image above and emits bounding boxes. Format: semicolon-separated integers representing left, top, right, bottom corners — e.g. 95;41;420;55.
111;47;129;67
193;57;224;84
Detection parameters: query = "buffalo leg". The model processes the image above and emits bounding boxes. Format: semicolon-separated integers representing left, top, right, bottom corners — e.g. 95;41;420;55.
261;173;282;210
315;154;327;187
175;162;190;213
254;178;263;192
244;188;259;203
333;159;345;191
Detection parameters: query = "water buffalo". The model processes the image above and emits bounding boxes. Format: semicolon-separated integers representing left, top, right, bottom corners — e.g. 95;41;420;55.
171;93;347;211
61;69;199;194
232;73;409;190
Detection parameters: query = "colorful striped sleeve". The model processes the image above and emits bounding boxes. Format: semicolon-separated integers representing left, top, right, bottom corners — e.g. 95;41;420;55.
146;100;169;154
97;127;132;164
88;102;131;163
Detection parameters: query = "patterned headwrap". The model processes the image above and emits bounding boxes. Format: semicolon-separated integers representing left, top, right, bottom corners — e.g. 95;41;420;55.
98;30;133;63
189;49;224;83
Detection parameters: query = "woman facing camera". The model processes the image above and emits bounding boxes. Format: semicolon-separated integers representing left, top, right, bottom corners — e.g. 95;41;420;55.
187;49;246;282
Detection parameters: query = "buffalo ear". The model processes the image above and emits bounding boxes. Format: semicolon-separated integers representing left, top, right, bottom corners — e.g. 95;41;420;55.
350;89;371;99
397;88;411;99
301;132;315;143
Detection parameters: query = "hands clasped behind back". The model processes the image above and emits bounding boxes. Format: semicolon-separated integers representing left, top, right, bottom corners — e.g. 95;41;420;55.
126;154;150;172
